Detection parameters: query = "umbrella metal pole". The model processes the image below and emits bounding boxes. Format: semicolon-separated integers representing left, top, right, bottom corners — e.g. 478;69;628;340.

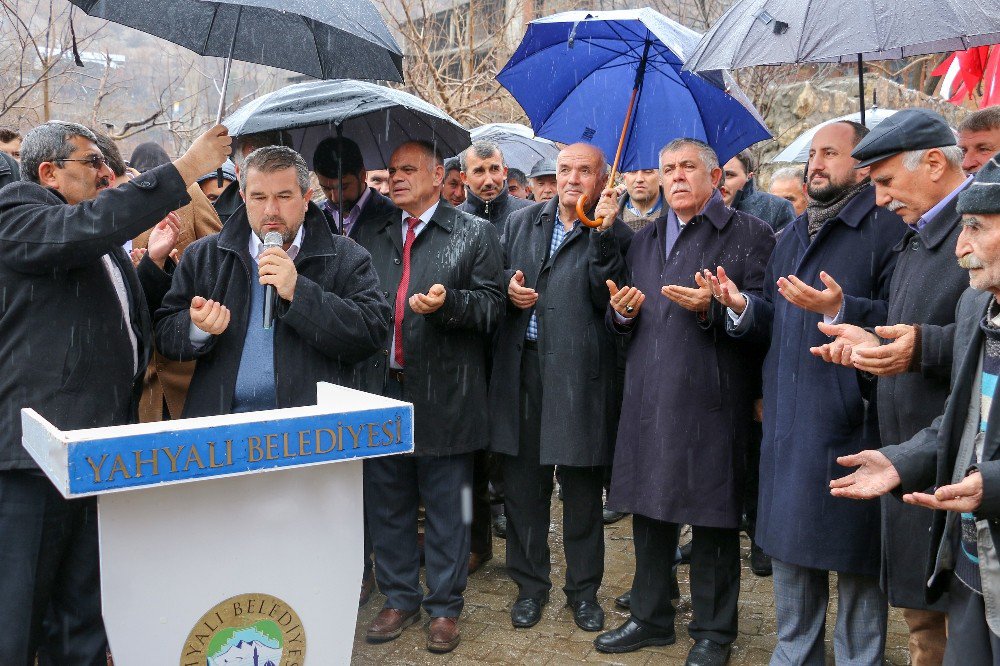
216;7;243;186
857;53;866;126
337;123;344;233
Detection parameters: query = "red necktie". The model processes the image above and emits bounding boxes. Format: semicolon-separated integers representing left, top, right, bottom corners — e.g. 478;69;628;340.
394;216;421;367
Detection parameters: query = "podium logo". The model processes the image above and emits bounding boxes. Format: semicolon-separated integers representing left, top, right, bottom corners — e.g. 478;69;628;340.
181;593;306;666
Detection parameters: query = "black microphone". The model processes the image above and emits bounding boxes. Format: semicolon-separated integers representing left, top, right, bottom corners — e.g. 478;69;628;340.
262;231;282;330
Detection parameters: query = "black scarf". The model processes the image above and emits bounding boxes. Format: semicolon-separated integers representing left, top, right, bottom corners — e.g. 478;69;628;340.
805;179;870;240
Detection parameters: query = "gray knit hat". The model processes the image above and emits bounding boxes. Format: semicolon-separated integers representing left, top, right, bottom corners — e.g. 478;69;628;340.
957;154;1000;215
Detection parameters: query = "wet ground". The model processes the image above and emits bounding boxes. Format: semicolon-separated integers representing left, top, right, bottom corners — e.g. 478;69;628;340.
352;498;911;665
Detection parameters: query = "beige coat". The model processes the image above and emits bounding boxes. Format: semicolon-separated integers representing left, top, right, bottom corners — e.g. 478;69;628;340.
133;182;223;421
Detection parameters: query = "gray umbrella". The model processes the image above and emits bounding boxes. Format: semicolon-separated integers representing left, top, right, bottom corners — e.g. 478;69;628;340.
69;0;404;182
468;124;560;173
68;0;403;83
683;0;1000;123
223;79;470;171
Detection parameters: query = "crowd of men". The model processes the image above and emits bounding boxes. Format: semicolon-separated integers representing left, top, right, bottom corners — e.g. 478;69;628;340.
1;103;1000;666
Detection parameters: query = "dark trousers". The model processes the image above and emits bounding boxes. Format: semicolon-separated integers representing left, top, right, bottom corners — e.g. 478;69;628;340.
631;514;740;645
0;471;107;666
744;420;763;538
471;450;493;555
502;345;605;603
944;574;1000;665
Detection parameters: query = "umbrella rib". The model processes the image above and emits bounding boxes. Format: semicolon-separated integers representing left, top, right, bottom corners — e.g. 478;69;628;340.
203;3;221;55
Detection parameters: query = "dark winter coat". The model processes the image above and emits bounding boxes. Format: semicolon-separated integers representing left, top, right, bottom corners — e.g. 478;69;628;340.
213;181;243;226
882;289;1000;626
459;187;533;233
488;197;633;467
607;192;775;528
0;151;18;190
732;179;796;232
731;185;906;575
877;183;970;609
352;200;505;456
0;165;188;469
154;202;391;417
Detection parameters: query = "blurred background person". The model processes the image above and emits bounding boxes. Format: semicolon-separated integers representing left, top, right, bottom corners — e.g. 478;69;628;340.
528;157;557;203
367;168;391;195
507;167;530;199
768;166;808;218
958;106;1000;175
196;159;237;203
442;156;466;207
0;126;21;163
616;168;662;232
312;136;395;238
720;149;795;231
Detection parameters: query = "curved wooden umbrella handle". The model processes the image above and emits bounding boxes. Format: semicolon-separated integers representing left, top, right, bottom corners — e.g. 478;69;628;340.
576;194;602;228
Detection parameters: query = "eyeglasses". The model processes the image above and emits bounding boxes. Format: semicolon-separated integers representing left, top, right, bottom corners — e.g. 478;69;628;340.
56;155;110;170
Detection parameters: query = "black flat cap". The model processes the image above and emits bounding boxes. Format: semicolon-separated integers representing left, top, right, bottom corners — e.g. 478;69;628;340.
957;154;1000;216
850;108;956;168
529;157;556;178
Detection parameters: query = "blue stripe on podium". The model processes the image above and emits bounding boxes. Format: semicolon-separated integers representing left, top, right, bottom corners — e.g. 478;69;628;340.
66;406;413;494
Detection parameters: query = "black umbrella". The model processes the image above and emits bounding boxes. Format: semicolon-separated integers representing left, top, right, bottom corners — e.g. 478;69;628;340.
224;79;471;220
683;0;1000;124
68;0;404;181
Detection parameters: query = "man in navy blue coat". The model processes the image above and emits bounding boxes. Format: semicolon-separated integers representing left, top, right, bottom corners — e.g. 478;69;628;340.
709;121;907;665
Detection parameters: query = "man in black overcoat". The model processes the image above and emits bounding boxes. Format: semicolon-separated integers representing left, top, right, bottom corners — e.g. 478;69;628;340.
0;121;229;665
489;142;632;633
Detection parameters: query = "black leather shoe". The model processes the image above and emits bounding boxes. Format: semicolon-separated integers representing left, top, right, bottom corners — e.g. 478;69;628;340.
594;617;676;654
511;597;546;628
571;600;605;631
602;506;627;524
685;638;731;666
750;542;773;577
678;540;692;564
492;512;507;539
614;590;631;610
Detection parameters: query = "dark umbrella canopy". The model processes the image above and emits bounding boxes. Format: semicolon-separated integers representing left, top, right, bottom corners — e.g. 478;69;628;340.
684;0;1000;71
223;79;470;170
68;0;404;82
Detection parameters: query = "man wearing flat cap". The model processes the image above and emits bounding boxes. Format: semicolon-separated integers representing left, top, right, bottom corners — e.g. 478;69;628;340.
528;158;558;203
814;108;972;665
829;153;1000;663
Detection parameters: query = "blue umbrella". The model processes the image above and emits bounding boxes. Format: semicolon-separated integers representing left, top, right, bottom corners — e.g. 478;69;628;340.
497;9;771;225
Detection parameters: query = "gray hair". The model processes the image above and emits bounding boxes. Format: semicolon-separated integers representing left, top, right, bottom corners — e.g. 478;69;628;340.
658;138;719;172
460;140;504;172
20;121;98;184
771;166;805;183
240;146;311;194
901;145;964;172
959;106;1000;134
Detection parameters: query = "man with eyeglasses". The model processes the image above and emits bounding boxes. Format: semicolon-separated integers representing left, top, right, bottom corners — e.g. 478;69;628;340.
0;120;230;665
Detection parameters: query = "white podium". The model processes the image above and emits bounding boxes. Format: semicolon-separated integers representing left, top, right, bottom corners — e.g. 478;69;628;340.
21;382;413;666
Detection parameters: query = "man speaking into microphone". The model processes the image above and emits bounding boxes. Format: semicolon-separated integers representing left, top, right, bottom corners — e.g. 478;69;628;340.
154;146;390;416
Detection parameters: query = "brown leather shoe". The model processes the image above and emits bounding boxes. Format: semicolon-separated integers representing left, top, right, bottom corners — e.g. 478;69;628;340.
359;571;375;608
365;607;420;643
427;616;461;653
468;550;493;574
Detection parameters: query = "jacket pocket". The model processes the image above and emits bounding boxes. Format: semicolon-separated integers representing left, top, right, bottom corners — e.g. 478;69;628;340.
58;342;92;394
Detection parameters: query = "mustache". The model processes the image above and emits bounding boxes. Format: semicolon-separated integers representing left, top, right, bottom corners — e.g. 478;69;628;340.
958;254;985;269
886;200;905;212
670;184;691;194
97;177;111;189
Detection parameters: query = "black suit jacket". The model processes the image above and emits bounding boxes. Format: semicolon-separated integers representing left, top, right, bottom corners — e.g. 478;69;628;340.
352;199;505;456
0;164;188;469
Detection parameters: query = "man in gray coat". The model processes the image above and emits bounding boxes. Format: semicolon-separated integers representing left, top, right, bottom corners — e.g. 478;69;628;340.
813;108;972;665
489;143;631;634
830;154;1000;664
